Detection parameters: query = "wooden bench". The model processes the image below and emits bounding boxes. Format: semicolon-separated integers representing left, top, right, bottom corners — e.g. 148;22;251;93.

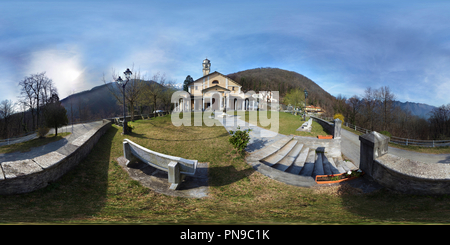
122;139;198;190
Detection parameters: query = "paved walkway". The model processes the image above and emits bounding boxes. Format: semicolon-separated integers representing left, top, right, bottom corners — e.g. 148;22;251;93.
341;128;450;166
0;121;104;163
214;113;287;153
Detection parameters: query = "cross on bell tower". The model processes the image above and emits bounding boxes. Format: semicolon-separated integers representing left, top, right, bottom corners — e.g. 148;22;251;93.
202;58;211;76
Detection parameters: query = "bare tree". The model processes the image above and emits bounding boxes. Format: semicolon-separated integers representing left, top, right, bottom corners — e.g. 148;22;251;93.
376;86;396;131
347;95;361;125
18;72;56;130
103;67;146;121
142;72;166;114
362;87;377;131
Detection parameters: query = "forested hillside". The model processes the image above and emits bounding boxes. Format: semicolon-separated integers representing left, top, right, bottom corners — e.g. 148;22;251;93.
227;67;337;116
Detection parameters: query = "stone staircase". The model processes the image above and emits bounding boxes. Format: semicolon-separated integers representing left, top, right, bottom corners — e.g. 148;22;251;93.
245;135;359;187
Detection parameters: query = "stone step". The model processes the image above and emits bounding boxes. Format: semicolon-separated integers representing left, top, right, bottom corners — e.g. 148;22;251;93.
326;157;341;175
333;158;347;173
273;143;304;172
299;149;316;177
337;159;351;172
322;154;332;175
248;136;293;161
286;147;310;175
312;152;325;178
261;140;298;167
343;160;358;171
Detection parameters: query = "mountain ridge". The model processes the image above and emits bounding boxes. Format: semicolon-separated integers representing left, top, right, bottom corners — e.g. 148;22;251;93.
393;100;436;119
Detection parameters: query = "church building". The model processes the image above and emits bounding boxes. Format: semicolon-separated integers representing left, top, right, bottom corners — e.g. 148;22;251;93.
185;58;254;111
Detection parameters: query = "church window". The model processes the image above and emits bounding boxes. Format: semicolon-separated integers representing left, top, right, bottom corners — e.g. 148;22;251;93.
212;80;219;84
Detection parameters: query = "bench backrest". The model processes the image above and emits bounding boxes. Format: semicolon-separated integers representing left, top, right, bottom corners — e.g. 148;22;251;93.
302;118;313;127
123;139;197;176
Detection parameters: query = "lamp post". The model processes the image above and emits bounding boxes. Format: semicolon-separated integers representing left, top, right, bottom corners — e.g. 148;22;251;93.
303;89;308;120
116;68;132;135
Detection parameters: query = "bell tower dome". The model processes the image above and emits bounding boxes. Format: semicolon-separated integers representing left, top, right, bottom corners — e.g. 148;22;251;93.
202;58;211;76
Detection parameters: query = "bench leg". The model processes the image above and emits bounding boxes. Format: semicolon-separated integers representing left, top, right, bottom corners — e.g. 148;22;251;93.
168;161;181;190
123;141;138;166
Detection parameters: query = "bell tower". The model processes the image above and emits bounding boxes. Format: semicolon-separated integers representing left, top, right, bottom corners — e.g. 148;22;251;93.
202;58;211;76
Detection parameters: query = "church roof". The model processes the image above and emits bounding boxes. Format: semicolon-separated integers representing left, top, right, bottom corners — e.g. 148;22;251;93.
201;84;230;93
187;71;240;86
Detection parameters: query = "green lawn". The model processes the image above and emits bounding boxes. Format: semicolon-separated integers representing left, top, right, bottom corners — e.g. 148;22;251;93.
1;114;450;224
228;111;330;137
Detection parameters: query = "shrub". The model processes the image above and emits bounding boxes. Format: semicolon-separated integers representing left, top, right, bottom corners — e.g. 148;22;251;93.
37;127;50;138
380;131;392;138
229;126;252;153
127;122;134;133
333;113;345;123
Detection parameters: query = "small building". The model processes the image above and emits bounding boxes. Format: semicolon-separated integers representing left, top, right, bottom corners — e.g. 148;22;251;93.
305;105;324;114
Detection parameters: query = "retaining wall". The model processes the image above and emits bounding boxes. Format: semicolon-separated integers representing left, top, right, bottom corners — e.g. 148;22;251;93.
0;120;112;195
310;116;342;139
372;154;450;194
360;131;450;194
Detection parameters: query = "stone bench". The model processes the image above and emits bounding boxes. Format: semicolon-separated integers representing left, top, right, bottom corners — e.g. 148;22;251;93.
114;118;124;126
123;139;198;190
301;118;312;129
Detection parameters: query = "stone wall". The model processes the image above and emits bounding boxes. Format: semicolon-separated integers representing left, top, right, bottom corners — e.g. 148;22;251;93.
310;116;342;139
0;120;112;195
359;131;450;194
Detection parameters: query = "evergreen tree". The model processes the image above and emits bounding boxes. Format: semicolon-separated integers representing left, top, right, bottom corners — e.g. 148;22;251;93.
44;93;68;136
183;75;194;92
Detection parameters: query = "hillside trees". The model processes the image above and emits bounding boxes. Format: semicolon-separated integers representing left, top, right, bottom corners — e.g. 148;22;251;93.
341;85;437;140
227;67;336;115
429;104;450;139
282;88;305;109
0;99;15;139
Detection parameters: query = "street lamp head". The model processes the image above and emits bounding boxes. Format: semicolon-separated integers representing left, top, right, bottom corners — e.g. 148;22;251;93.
124;68;132;80
116;76;124;85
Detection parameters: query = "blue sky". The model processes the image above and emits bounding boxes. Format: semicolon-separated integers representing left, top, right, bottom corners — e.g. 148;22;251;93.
1;0;450;107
